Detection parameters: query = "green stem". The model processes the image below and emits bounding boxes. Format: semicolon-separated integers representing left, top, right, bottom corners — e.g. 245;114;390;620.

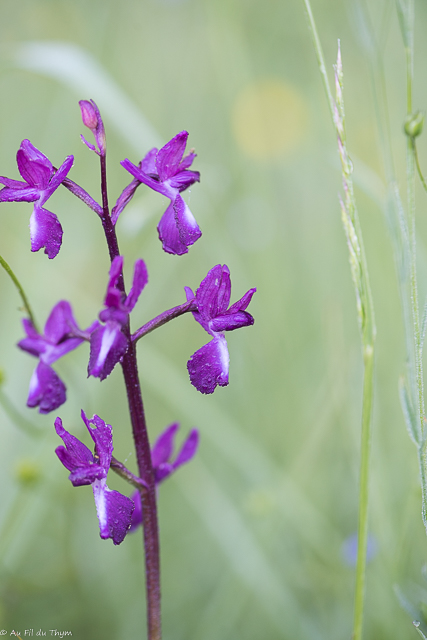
413;141;427;195
353;344;374;640
302;3;376;638
0;253;37;329
302;0;335;123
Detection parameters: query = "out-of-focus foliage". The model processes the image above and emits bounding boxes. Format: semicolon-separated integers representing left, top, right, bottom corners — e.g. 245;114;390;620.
0;0;427;637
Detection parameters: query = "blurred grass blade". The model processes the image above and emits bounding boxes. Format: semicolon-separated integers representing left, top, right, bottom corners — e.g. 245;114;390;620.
399;375;419;444
396;0;414;49
12;41;162;153
177;458;320;639
421;298;427;352
139;343;342;556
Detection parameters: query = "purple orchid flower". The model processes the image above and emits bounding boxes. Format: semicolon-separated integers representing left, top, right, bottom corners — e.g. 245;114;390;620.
120;131;201;255
0;140;74;258
88;256;148;380
55;411;134;545
185;265;256;394
18;301;97;413
130;423;199;531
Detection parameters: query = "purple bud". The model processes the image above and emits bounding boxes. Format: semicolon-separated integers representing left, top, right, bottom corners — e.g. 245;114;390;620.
78;99;106;156
79;100;98;130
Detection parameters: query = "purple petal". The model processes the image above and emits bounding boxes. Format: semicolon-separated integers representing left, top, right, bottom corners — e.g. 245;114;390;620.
184;286;195;301
120;159;165;194
0;183;39;202
151;423;179;468
17;140;52;188
81;411;113;473
187;335;229;394
18;319;47;358
210;310;254;332
168;170;200;192
92;480;134;545
27;362;66;413
129;490;142;531
179;151;197;171
88;322;127;380
55;416;94;475
227;287;257;314
156;131;188;181
44;300;81;344
80;135;97;153
196;265;231;321
173;194;202;247
44;155;74;196
111;178;141;225
157;202;189;255
42;336;85;365
125;259;148;312
154;462;174;483
172;429;199;469
104;256;124;309
99;306;128;325
29;206;63;259
0;176;33;189
18;305;86;365
140;148;158;175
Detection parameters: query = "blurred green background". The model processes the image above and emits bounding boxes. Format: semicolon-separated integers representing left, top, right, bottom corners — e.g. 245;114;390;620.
0;0;427;638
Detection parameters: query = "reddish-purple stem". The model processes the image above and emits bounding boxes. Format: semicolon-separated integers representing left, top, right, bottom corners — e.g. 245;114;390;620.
132;299;196;343
99;152;161;640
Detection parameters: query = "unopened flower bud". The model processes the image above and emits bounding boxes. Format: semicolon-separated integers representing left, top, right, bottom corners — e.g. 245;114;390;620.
404;111;424;138
79;100;99;130
78;99;106;156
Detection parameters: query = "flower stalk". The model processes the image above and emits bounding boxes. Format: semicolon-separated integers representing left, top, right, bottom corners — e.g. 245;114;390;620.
97;135;162;639
303;4;376;639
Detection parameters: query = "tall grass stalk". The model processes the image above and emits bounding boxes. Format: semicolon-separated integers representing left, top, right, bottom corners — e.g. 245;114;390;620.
303;3;376;638
360;0;427;536
397;0;427;529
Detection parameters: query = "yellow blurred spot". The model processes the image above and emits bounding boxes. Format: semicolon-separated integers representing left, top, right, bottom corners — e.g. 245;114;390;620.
15;459;42;487
232;79;308;159
244;489;276;517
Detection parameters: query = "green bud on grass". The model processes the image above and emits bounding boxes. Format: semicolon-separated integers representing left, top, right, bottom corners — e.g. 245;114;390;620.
404;111;424;138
